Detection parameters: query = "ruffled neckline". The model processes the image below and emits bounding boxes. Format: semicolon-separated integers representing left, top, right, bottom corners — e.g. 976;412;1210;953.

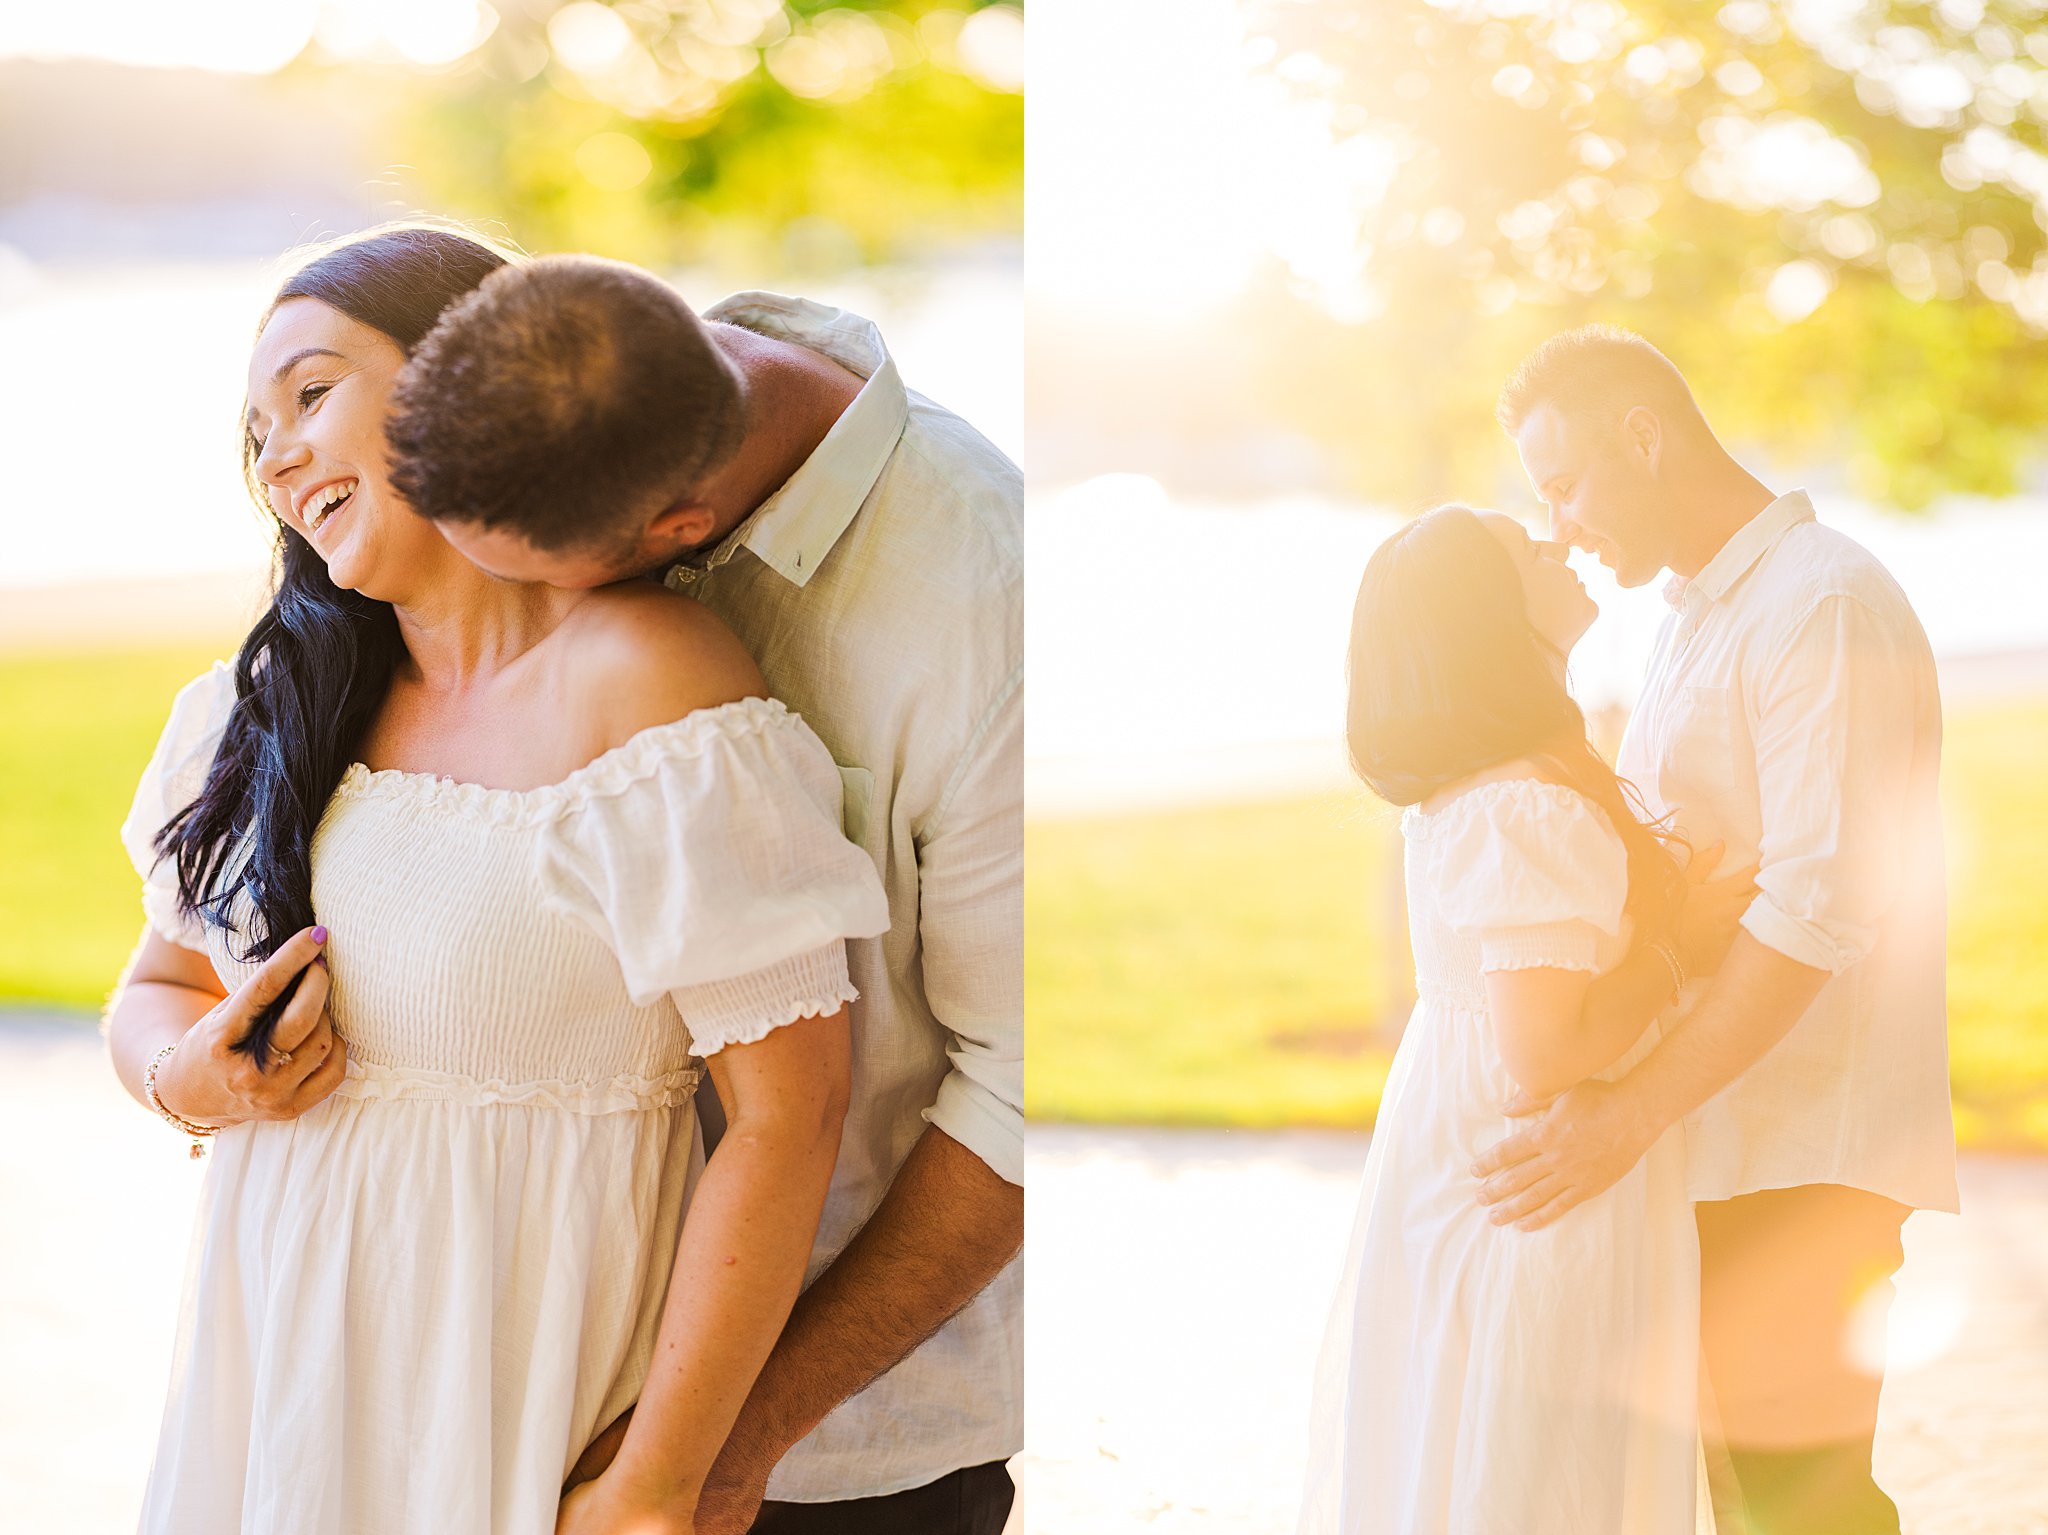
333;695;800;827
1400;775;1604;839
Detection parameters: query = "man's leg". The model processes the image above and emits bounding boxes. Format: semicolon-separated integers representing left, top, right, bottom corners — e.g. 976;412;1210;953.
1696;1184;1910;1535
746;1460;1014;1535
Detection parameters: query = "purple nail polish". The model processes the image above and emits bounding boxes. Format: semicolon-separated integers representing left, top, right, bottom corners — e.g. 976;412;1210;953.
312;925;329;944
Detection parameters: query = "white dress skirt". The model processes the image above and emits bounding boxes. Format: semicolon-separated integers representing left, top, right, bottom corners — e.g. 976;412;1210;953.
1298;779;1700;1535
122;664;890;1535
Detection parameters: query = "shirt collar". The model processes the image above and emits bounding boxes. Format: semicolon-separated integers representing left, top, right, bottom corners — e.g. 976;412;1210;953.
674;291;908;589
1672;489;1815;608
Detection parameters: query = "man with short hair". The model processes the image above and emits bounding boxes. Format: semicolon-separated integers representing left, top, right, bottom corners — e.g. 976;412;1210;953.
389;254;1022;1535
1479;324;1956;1533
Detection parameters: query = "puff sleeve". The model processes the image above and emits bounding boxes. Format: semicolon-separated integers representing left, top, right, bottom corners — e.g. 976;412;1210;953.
1433;780;1628;975
538;698;891;1054
118;662;237;953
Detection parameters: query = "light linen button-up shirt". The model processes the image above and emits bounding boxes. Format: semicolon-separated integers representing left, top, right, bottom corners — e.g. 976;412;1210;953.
1615;490;1958;1213
663;293;1022;1501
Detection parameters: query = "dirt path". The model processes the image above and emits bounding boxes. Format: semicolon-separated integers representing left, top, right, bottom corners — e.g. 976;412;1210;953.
9;1010;2040;1532
1023;1124;2048;1534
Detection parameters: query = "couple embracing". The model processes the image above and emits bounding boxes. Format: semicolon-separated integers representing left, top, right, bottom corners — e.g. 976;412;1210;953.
107;222;1020;1535
1303;327;1956;1534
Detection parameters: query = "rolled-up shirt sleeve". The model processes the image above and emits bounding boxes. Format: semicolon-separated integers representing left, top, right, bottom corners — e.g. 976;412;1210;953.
1742;593;1923;975
914;671;1023;1186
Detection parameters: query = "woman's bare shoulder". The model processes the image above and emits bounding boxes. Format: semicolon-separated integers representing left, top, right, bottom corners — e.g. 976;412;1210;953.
556;582;769;746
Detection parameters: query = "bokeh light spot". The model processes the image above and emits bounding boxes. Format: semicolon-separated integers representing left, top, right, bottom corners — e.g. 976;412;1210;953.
575;130;653;191
1765;257;1833;321
548;1;634;75
958;4;1024;93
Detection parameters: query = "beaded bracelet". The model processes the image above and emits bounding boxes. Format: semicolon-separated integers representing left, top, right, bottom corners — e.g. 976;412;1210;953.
144;1042;218;1160
1649;940;1688;1001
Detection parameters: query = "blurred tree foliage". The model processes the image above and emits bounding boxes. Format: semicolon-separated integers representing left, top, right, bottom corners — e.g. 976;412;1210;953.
386;1;1020;273
1254;0;2048;510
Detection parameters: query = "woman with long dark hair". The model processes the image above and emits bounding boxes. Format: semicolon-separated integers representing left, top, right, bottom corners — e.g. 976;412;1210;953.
1297;506;1754;1532
103;223;888;1533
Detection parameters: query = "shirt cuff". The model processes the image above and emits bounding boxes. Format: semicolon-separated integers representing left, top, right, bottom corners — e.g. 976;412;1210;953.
924;1068;1023;1187
674;940;858;1055
1740;896;1866;976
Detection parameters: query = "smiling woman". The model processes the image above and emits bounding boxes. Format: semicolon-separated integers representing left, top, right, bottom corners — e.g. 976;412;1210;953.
241;228;520;592
151;226;516;1061
250;329;367;537
248;314;403;579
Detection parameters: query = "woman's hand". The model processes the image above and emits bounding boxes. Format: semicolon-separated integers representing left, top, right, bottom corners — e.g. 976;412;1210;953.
555;1463;694;1535
155;927;349;1127
1674;841;1760;980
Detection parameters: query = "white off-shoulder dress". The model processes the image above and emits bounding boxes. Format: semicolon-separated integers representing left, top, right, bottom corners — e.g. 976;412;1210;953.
122;663;890;1535
1299;780;1699;1535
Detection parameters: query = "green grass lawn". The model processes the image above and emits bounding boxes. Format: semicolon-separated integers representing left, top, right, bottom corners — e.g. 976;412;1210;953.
9;646;2048;1150
1025;790;1403;1125
1028;701;2048;1151
0;642;238;1007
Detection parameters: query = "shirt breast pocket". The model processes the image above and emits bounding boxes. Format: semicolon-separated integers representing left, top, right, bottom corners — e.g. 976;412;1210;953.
1659;684;1742;840
836;765;874;847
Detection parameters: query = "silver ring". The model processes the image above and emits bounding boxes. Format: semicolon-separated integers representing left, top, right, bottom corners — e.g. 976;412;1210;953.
270;1046;294;1067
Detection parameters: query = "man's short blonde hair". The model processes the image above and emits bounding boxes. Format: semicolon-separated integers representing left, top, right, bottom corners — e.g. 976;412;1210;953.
1495;323;1703;439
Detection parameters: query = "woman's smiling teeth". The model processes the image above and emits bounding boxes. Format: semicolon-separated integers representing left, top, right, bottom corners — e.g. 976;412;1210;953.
306;479;358;531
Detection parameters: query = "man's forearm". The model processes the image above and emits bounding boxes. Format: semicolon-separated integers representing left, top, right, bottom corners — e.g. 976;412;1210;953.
711;1123;1022;1488
1626;929;1831;1133
1566;944;1681;1086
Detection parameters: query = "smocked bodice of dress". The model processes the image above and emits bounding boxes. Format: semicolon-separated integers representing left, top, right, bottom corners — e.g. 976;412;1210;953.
122;663;892;1105
296;763;706;1112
